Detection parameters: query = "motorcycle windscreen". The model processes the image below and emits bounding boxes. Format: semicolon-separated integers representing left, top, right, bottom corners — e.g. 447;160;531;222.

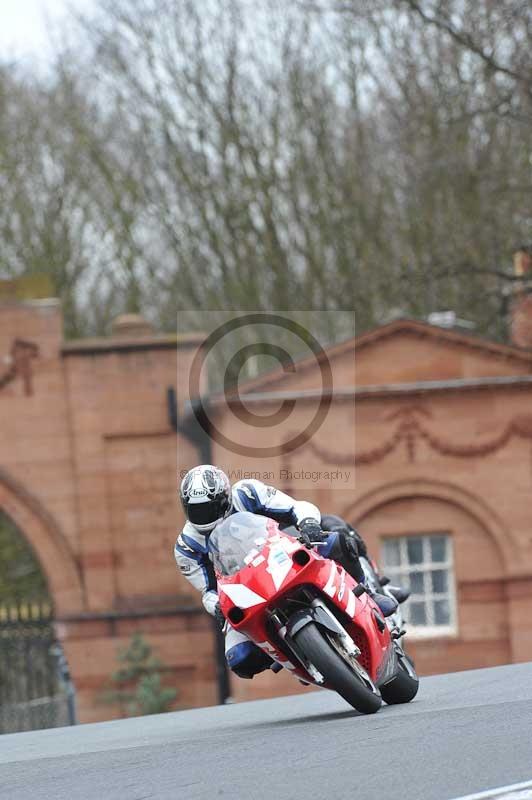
209;511;270;576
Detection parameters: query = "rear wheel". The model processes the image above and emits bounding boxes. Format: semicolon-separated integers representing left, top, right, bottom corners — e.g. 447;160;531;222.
380;652;419;705
293;622;382;714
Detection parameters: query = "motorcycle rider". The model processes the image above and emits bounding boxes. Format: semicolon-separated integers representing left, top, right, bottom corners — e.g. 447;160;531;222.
175;464;398;680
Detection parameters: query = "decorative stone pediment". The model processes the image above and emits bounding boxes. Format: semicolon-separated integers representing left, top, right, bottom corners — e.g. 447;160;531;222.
221;319;532;398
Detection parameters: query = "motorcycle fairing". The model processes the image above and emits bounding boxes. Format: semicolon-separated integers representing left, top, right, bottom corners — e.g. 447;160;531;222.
214;513;393;685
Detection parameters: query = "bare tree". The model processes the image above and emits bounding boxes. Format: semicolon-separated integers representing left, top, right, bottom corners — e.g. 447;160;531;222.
1;0;529;342
0;64;142;336
301;0;531;335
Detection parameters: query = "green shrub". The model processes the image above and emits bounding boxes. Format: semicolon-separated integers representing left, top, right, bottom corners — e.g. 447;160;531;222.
101;632;177;717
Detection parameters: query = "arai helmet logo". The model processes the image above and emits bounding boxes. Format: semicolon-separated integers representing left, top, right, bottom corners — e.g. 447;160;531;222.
190;487;208;497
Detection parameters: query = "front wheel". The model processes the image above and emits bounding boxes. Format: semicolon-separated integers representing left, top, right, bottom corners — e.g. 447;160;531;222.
293;622;382;714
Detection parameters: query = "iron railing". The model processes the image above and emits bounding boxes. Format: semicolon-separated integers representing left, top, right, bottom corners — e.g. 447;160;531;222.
0;602;76;734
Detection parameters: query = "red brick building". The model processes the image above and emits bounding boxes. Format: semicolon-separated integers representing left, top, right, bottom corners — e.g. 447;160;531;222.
1;256;532;722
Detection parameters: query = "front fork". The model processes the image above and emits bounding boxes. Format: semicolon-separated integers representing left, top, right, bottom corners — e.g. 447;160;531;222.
267;608;325;683
269;598;362;685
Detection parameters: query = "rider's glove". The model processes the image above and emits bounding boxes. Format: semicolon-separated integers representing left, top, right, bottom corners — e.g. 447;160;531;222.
298;517;324;548
214;602;226;631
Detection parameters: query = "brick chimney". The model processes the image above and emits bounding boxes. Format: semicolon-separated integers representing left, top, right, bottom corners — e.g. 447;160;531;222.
111;313;155;338
510;247;532;349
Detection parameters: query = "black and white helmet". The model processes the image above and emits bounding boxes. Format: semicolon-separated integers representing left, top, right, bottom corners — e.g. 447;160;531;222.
180;465;232;533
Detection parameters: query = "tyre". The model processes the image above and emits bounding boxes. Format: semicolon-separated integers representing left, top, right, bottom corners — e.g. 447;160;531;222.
293;622;382;714
380;653;419;705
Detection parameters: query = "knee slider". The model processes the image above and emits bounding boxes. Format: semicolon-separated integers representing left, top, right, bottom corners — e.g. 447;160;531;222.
226;641;272;679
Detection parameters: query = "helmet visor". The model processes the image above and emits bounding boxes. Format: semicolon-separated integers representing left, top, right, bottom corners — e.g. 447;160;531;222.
187;498;227;527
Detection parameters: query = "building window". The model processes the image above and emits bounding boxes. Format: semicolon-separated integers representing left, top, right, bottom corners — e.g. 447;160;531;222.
381;533;456;637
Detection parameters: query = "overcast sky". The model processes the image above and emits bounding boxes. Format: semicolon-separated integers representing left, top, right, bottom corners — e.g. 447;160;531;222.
0;0;94;61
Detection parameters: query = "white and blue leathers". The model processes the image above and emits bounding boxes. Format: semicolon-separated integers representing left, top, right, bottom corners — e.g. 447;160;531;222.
174;479;321;671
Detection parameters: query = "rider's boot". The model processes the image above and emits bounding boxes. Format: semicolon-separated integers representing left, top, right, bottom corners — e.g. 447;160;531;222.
368;591;398;617
386;585;410;605
378;575;410;605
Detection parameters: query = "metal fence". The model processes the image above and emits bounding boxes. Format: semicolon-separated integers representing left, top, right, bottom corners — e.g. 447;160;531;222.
0;603;76;734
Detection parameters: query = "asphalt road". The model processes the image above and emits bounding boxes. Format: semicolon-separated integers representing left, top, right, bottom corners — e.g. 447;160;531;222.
1;662;532;800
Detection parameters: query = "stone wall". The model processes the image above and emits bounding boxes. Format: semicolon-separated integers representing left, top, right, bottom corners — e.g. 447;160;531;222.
0;300;215;721
2;300;532;720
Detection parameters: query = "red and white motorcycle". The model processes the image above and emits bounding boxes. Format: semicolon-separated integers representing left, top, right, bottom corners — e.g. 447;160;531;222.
210;511;419;714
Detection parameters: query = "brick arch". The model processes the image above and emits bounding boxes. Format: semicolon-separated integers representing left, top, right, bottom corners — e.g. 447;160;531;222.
343;478;513;570
0;468;84;616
